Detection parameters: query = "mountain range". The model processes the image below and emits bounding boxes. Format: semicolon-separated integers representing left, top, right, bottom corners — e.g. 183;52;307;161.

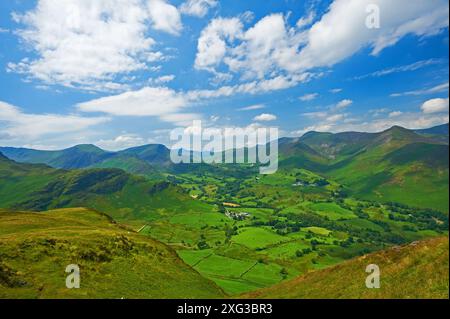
2;123;448;211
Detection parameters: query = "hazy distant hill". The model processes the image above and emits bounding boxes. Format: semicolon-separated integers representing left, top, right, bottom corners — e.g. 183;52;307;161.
415;123;449;136
0;144;112;169
243;236;449;299
0;143;171;178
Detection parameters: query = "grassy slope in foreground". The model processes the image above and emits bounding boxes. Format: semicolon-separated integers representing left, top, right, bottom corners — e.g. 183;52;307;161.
0;208;224;299
243;236;449;299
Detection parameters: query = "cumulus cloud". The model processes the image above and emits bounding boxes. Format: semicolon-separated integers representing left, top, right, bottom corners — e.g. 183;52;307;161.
297;0;448;69
180;0;218;18
147;0;182;35
421;98;449;114
194;17;244;72
195;13;308;80
8;0;182;91
253;113;277;122
195;0;448;82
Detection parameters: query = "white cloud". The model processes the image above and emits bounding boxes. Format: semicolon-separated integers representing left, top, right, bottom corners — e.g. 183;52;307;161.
76;73;313;127
145;51;165;62
0;27;9;33
389;111;403;117
421;98;449;114
326;114;345;122
194;13;310;80
335;99;353;109
297;0;448;69
329;88;342;94
77;86;187;117
299;93;318;101
238;104;266;111
253;113;277;122
300;99;356;132
147;0;182;35
149;74;176;84
180;0;218;18
296;11;315;29
195;0;448;82
194;17;244;72
187;73;313;100
0;101;109;140
8;0;182;91
391;82;449;97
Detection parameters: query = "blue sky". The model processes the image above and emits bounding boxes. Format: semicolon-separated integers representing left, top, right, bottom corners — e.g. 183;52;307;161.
0;0;449;150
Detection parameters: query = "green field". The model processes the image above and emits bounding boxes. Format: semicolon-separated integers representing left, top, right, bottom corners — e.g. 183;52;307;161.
232;227;289;249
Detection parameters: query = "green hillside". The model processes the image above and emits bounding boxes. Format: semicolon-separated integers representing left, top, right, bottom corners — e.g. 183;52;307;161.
325;128;449;212
90;154;163;179
243;236;449;299
0;153;215;226
279;125;449;212
0;207;225;299
2;124;448;212
117;144;171;166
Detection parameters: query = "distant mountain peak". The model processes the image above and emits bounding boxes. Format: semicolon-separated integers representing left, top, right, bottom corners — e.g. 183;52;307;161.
384;125;408;132
379;125;417;138
67;144;106;153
